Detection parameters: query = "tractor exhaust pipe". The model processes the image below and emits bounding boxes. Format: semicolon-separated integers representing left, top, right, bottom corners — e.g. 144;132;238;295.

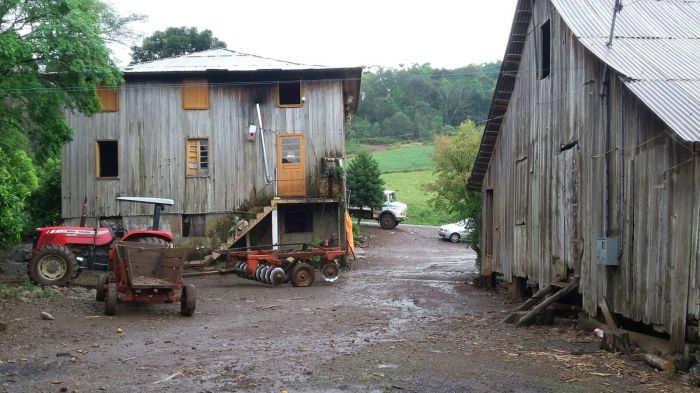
80;196;88;227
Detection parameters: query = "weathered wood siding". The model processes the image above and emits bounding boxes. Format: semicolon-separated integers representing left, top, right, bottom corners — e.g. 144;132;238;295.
482;0;699;350
62;80;345;218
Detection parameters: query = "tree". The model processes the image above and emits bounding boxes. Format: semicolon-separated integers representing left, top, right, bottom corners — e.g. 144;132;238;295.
0;0;134;247
425;120;483;250
347;151;385;223
349;63;499;144
130;27;227;64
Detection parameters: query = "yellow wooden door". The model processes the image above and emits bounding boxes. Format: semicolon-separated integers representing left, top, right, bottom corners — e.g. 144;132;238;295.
277;134;306;196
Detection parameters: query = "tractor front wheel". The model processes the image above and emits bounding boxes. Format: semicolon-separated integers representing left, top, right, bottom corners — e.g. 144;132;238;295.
27;245;79;286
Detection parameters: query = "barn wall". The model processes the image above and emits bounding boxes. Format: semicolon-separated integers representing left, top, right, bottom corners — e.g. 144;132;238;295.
62;80;345;219
482;0;699;350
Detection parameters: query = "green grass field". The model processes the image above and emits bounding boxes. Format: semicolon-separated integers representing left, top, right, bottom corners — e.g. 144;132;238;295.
348;142;456;226
370;143;435;173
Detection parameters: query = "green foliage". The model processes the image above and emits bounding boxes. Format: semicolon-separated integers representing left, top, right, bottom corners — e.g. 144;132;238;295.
130;26;227;64
26;158;62;230
0;139;37;248
347;151;385;210
425;120;483;248
347;62;500;144
0;0;131;248
0;281;60;299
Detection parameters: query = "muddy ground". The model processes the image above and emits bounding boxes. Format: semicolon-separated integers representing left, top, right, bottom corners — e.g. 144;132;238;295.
0;224;694;392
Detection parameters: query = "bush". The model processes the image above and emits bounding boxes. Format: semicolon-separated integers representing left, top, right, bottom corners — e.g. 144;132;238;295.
25;158;62;232
0;143;37;248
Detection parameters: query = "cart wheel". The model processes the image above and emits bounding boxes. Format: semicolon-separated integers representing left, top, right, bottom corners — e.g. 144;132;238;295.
290;263;315;287
181;284;196;316
105;283;117;315
96;274;108;301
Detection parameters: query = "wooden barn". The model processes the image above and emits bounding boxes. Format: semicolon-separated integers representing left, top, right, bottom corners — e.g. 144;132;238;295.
62;49;361;249
468;0;700;352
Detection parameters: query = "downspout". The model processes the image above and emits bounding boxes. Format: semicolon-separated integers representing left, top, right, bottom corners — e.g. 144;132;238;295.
256;103;273;185
601;64;610;237
619;84;625;250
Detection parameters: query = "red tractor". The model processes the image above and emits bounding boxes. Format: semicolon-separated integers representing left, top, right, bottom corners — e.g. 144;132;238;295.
28;197;175;286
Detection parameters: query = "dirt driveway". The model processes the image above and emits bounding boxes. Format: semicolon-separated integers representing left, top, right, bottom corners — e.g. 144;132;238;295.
0;224;692;392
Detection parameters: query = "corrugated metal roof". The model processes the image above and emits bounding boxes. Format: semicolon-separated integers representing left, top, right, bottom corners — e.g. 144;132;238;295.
625;80;700;142
123;48;337;74
553;0;700;142
469;0;700;191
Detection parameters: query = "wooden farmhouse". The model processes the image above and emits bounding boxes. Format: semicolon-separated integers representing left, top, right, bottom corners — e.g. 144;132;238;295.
468;0;700;352
62;49;361;249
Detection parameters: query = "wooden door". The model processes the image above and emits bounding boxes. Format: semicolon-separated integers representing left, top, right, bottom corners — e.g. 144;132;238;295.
277;134;306;197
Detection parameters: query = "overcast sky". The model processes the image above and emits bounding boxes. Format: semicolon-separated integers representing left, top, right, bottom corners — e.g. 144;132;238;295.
109;0;518;69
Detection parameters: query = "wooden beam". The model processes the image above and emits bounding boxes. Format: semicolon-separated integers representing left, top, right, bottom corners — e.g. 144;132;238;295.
512;284;554;312
599;297;618;329
516;280;579;327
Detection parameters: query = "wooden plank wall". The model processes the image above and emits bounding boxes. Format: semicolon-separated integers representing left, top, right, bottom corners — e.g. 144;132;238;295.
62;80;345;219
482;0;699;350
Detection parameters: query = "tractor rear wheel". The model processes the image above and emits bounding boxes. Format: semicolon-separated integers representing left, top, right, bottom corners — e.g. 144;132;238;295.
105;283;117;315
96;274;108;301
290;263;315;287
137;236;170;246
27;245;79;286
180;284;196;316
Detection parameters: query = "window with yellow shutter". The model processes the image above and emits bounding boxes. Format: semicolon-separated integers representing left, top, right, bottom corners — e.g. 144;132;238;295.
186;138;209;176
97;87;119;112
182;79;209;110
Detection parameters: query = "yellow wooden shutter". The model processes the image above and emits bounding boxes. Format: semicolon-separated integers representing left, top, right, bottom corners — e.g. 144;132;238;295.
182;79;209;110
97;88;119;112
186;139;200;176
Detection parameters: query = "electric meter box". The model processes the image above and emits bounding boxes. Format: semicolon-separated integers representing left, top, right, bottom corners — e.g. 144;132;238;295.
596;237;621;266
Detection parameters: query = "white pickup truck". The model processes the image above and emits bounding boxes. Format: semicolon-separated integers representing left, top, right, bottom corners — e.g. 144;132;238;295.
349;190;408;229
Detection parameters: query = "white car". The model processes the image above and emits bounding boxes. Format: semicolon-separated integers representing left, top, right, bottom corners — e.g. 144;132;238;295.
438;219;474;243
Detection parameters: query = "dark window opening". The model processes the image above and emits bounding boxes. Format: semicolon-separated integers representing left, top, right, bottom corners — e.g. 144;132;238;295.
284;210;313;233
541;20;551;79
182;214;205;237
97;140;118;178
278;81;302;106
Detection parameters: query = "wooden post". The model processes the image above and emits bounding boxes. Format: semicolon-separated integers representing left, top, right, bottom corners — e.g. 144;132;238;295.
509;276;528;301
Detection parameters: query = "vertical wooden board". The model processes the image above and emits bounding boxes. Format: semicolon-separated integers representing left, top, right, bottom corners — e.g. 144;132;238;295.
689;151;700;319
668;146;694;351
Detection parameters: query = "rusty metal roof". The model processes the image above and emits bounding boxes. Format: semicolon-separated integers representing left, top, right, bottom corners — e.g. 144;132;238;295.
468;0;700;191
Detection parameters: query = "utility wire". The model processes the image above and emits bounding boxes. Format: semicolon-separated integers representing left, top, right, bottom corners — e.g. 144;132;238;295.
0;65;588;94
